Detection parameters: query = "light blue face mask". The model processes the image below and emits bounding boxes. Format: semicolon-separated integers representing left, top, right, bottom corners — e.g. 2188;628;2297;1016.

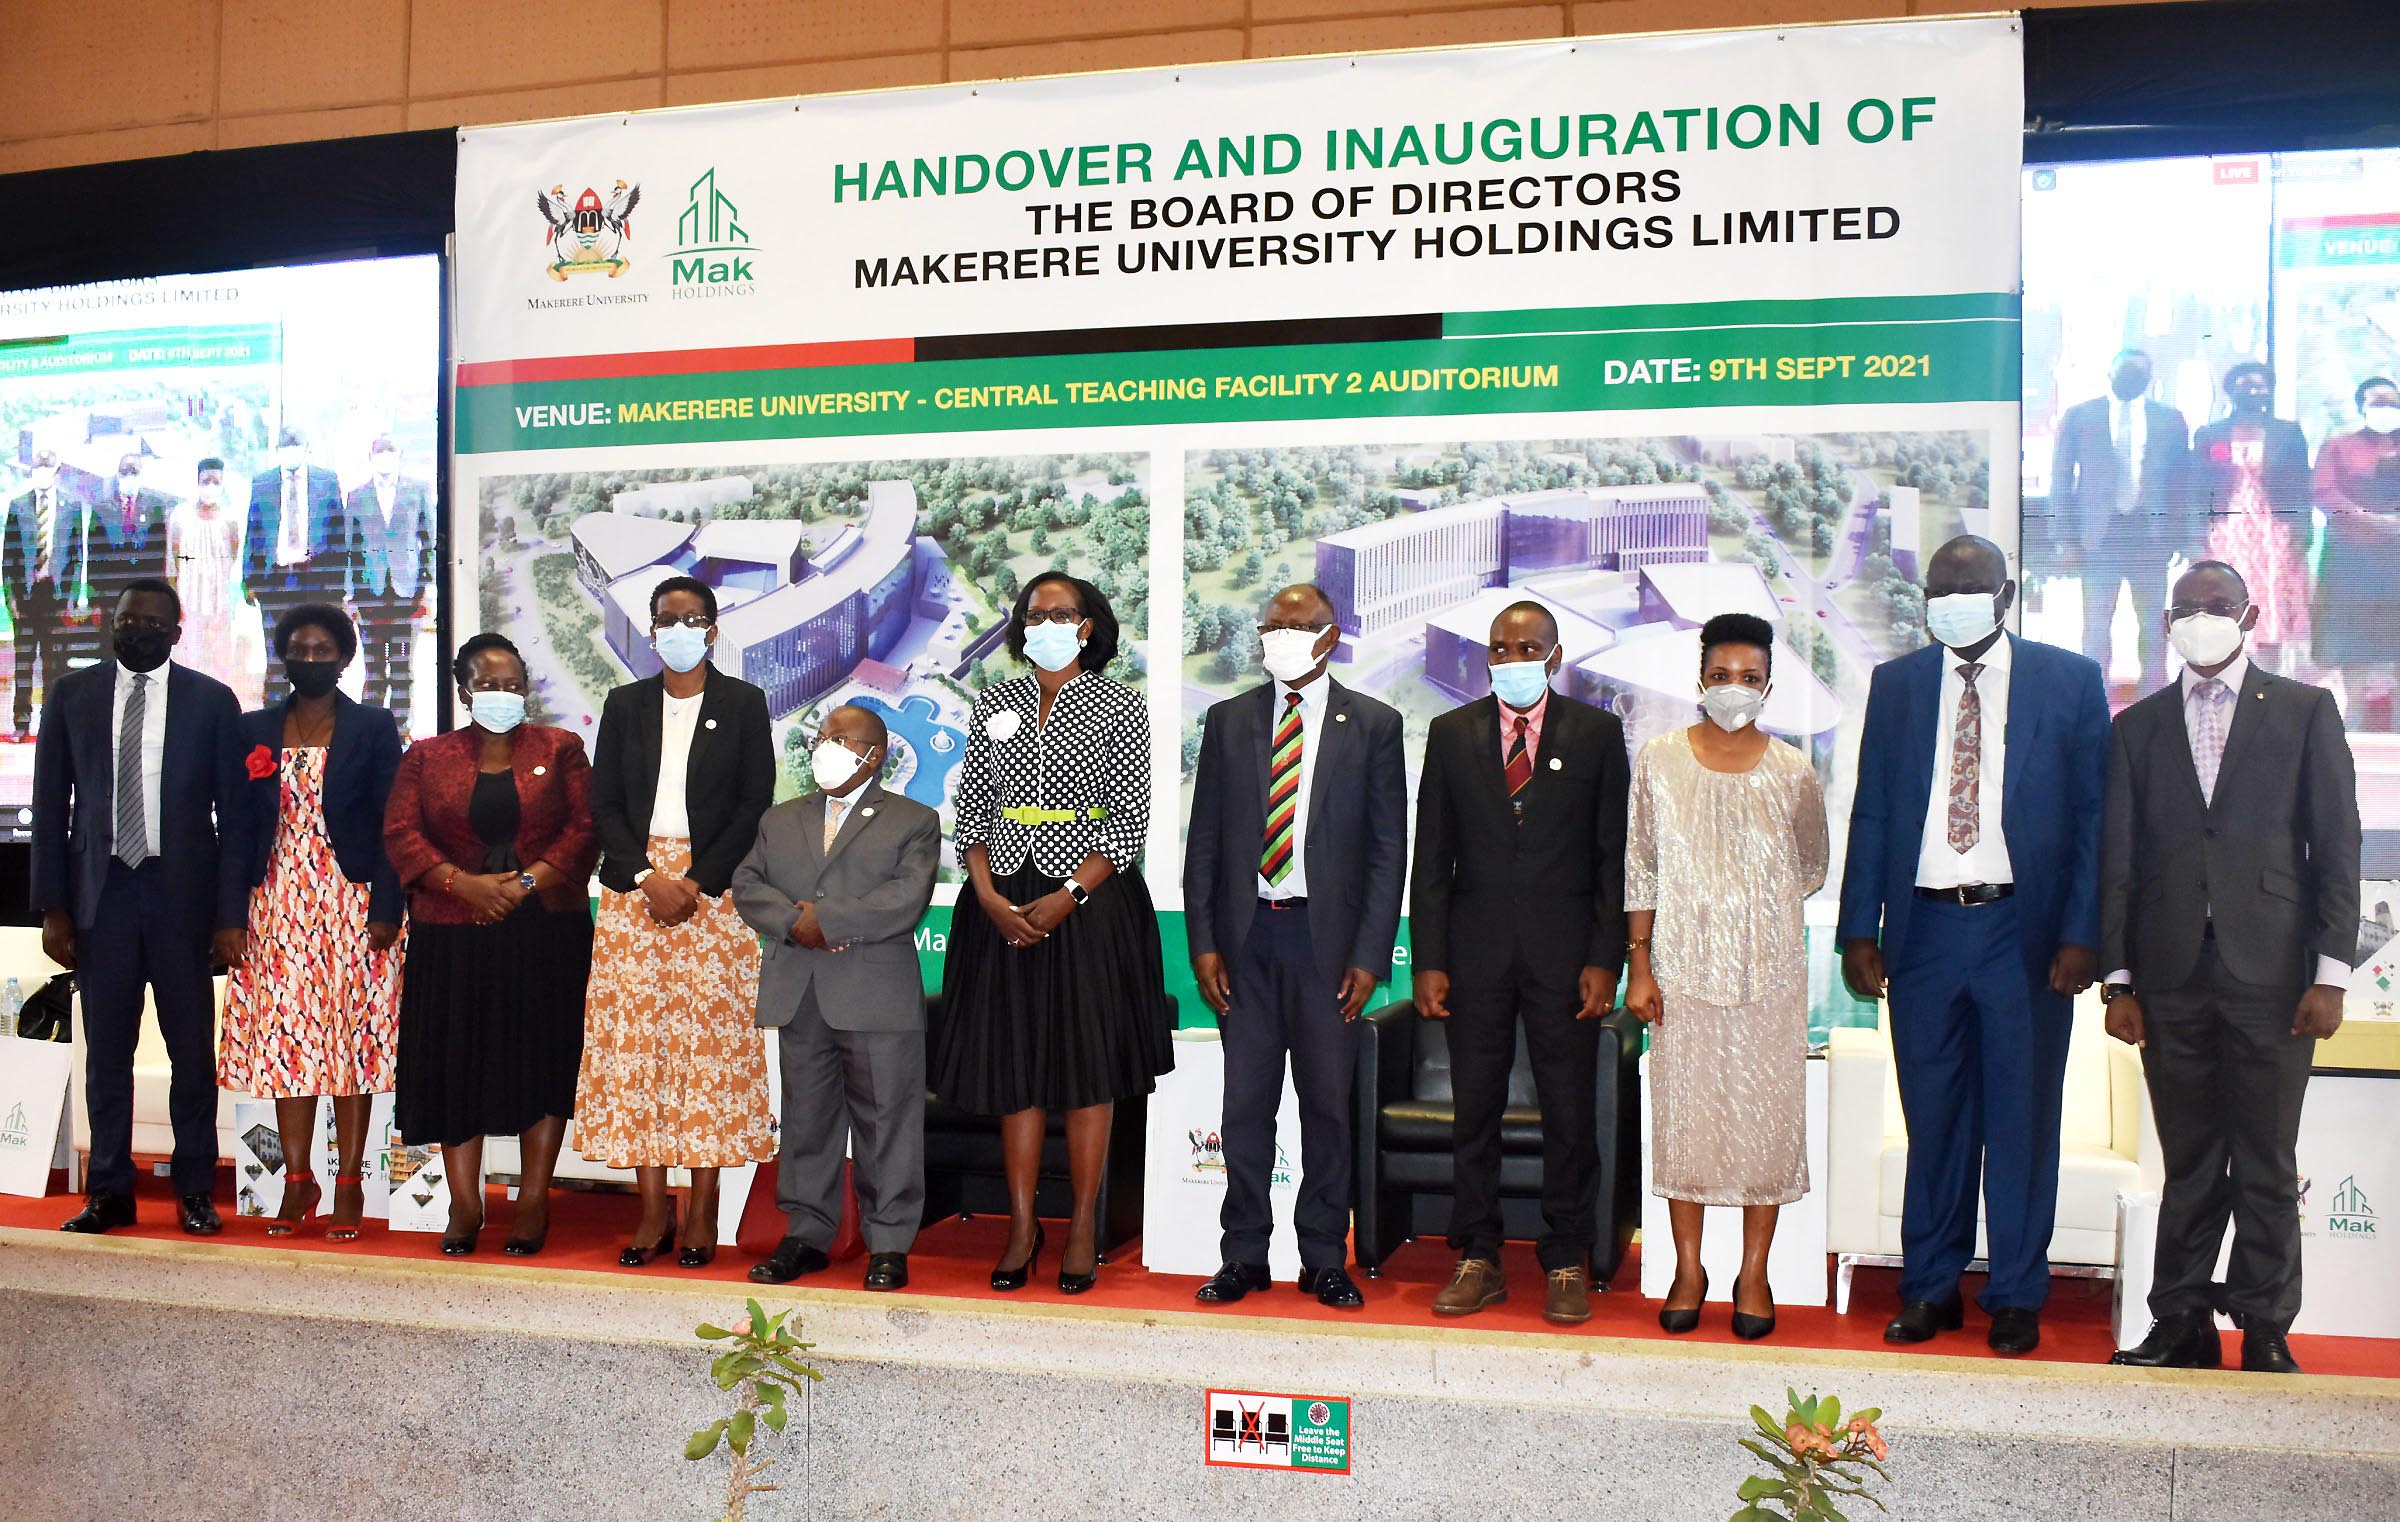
1489;657;1554;710
469;690;526;733
1023;621;1085;673
654;623;710;673
1924;592;2002;649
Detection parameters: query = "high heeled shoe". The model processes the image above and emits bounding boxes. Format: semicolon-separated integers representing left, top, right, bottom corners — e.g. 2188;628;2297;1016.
268;1173;320;1238
502;1202;550;1257
1658;1269;1708;1334
990;1223;1045;1292
440;1210;484;1256
1058;1235;1100;1296
620;1201;678;1268
1730;1272;1777;1341
326;1174;366;1242
678;1239;718;1270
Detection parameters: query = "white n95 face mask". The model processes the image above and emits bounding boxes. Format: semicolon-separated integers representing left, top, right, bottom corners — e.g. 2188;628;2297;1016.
2169;611;2245;669
1700;684;1767;731
812;738;866;792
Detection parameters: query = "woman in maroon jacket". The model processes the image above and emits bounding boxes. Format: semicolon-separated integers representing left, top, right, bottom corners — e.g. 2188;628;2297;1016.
385;633;599;1255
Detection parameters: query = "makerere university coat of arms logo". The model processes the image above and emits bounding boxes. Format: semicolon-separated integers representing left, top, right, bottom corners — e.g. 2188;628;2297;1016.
536;180;640;279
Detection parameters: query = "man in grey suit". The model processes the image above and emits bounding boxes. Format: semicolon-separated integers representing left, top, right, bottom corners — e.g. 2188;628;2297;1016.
735;704;940;1290
341;436;433;721
1184;582;1407;1310
2102;560;2359;1375
2048;348;2191;691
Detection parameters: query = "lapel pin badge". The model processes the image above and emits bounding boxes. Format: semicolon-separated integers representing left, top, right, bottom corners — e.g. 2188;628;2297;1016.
532;764;547;776
863;806;877;818
1335;712;1348;722
705;717;719;728
1549;757;1563;771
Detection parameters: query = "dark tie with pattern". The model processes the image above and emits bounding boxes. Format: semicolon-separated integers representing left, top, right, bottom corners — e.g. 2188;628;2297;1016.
1504;715;1532;819
116;672;150;867
1261;693;1302;885
1946;663;1983;853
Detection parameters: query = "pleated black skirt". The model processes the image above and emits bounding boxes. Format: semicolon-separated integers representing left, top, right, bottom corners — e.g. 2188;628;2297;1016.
933;865;1175;1115
394;904;595;1147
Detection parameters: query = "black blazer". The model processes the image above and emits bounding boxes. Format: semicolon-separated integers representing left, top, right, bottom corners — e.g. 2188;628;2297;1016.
29;659;250;932
1409;691;1630;984
235;693;406;926
1183;678;1408;992
589;668;776;896
2048;395;2191;551
2102;664;2360;992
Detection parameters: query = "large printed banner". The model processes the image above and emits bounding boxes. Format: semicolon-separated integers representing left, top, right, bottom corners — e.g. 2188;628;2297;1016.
453;20;2024;1028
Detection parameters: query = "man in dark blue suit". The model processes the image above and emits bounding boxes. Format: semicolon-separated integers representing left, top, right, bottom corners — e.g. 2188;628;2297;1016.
1839;535;2110;1355
1184;583;1407;1311
245;426;344;658
32;578;252;1236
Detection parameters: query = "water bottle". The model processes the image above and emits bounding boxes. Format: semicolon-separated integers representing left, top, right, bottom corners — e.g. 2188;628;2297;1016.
0;977;22;1039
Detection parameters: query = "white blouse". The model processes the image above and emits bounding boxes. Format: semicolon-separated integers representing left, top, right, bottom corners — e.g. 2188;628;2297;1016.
647;689;705;839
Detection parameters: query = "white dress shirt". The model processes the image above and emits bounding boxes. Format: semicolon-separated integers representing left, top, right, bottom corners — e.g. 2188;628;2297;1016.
108;660;170;857
1257;675;1326;901
646;689;703;838
2112;397;2149;512
1916;634;2014;888
2105;651;2349;990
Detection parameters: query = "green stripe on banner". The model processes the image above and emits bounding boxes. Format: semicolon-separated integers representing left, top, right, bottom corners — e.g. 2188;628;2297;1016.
0;324;283;381
1441;291;2019;338
459;308;2016;453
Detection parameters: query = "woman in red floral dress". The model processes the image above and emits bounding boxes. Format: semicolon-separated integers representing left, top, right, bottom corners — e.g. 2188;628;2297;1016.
219;605;406;1240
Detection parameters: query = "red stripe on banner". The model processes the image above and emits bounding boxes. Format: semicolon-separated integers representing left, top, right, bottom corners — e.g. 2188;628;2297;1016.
456;337;915;388
2279;212;2400;232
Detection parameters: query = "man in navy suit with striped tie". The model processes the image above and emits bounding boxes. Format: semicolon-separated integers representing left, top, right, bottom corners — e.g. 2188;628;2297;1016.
1185;583;1407;1311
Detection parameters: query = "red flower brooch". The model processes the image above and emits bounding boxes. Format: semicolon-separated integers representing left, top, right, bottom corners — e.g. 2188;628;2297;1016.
244;744;277;780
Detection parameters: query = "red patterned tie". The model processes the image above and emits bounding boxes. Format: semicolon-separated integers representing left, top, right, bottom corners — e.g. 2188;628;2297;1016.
1504;716;1532;800
1946;663;1983;853
1261;694;1303;885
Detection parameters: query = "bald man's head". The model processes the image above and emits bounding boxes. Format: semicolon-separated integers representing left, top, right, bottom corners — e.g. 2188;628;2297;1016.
1925;535;2009;596
825;703;888;751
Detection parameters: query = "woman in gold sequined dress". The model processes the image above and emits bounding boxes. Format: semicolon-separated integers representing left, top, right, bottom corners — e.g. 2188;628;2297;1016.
1623;612;1828;1341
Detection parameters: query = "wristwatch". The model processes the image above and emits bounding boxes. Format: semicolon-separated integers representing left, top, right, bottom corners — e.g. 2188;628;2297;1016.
517;870;539;893
2101;982;2136;1004
1065;880;1092;908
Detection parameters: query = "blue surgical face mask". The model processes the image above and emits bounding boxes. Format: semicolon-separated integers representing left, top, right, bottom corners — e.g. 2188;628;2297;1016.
654;623;710;673
1489;657;1553;710
469;690;526;733
1924;592;2002;649
1022;621;1085;673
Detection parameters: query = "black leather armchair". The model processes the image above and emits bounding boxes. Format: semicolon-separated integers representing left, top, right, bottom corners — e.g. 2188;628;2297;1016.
1351;1003;1643;1281
919;993;1148;1259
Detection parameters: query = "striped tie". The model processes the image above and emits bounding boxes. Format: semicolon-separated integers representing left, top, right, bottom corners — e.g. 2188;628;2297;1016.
115;672;150;867
1260;693;1303;885
1504;715;1532;801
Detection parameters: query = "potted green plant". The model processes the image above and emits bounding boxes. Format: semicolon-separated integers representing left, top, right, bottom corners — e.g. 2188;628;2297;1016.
1732;1388;1891;1522
686;1300;824;1521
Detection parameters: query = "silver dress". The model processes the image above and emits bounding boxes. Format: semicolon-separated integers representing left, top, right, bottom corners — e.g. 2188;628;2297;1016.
1626;728;1829;1206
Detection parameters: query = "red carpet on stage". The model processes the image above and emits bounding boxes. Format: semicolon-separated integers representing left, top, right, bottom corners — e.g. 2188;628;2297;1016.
10;1169;2398;1379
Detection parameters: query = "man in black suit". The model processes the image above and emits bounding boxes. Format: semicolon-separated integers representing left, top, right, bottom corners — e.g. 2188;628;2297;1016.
6;449;103;739
1184;583;1407;1311
245;426;344;657
2049;348;2191;691
32;578;251;1236
94;453;174;625
1411;600;1629;1325
2101;560;2358;1375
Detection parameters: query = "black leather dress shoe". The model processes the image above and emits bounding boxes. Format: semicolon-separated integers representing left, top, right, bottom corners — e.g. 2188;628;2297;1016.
1194;1261;1272;1305
1298;1265;1365;1310
60;1194;136;1234
1883;1296;1966;1344
749;1236;831;1284
1988;1307;2041;1355
863;1253;909;1291
177;1194;224;1235
2109;1311;2220;1369
2241;1329;2302;1374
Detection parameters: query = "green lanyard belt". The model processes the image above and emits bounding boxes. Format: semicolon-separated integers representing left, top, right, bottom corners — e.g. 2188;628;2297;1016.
1000;805;1109;825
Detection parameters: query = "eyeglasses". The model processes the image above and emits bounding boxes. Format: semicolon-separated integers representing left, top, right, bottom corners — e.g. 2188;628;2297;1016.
1021;608;1085;627
651;613;714;630
2169;601;2248;620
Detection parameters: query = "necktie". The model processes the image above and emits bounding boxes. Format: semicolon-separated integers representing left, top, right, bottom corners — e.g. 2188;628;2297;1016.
1261;693;1303;885
1504;715;1533;801
822;799;845;855
2191;678;2232;805
282;469;303;563
1946;663;1983;853
36;491;55;585
116;672;150;867
2113;401;2138;512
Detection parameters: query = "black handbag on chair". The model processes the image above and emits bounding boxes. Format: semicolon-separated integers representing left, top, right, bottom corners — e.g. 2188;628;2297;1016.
14;971;73;1043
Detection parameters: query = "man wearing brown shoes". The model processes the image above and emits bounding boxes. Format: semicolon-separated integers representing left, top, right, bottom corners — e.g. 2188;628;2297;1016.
1411;601;1630;1325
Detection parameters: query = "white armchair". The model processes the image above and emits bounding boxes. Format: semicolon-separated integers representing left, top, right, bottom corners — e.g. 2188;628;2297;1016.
1824;993;2159;1312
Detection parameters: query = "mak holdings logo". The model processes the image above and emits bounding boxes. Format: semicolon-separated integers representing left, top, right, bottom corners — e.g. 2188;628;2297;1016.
671;167;761;299
0;1101;27;1152
2327;1175;2378;1238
